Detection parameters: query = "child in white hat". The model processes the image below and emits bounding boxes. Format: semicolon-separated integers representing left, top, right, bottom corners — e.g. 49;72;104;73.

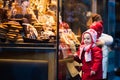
74;29;102;80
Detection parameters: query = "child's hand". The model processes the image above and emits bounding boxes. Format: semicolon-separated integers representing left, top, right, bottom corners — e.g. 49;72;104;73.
74;56;81;63
90;70;96;76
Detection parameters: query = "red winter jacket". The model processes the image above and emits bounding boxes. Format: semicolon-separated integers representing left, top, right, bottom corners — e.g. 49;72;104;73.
77;46;102;80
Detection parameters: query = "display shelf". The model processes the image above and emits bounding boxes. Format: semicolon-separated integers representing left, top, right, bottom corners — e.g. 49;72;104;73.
0;43;57;80
0;42;56;47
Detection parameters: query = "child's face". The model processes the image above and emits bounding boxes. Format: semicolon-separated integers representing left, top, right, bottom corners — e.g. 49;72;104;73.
83;33;92;45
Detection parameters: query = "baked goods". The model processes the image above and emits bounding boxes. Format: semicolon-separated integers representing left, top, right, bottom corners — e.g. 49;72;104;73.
0;24;8;42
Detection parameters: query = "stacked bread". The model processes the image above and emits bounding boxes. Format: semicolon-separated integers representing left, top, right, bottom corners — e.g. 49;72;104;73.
3;21;23;43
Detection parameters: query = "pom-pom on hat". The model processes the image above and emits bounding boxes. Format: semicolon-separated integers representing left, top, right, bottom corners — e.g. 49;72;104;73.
90;21;103;38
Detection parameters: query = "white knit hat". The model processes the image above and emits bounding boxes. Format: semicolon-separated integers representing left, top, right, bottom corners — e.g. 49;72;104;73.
81;29;97;44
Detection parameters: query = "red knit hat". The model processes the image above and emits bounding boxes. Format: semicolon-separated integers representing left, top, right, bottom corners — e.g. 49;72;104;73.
90;21;103;38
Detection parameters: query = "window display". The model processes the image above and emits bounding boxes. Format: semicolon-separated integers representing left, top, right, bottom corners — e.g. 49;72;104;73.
0;0;58;80
0;0;57;43
0;0;110;80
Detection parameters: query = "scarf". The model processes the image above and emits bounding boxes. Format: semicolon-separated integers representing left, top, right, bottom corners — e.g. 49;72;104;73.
79;44;96;62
